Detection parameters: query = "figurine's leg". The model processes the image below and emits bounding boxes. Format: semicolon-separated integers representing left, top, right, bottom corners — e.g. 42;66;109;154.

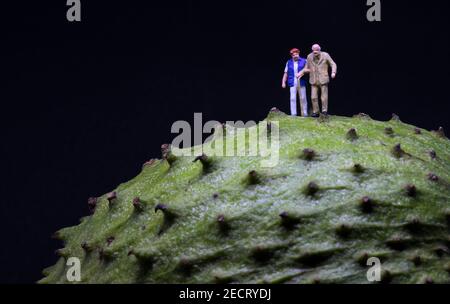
311;85;320;115
289;86;297;116
299;86;308;117
321;85;328;114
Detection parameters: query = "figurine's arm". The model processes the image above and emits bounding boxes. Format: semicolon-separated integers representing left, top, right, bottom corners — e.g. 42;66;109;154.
303;59;311;75
327;54;337;78
282;63;288;88
296;69;306;79
300;66;310;76
282;72;288;88
296;61;310;78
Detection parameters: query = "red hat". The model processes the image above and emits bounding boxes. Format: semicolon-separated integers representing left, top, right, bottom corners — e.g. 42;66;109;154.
290;48;300;55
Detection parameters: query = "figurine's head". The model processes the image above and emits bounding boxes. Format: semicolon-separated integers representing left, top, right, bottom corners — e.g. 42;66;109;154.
290;48;300;61
312;44;321;56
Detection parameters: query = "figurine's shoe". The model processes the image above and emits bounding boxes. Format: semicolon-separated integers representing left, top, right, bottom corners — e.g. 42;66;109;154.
321;111;328;116
311;113;320;118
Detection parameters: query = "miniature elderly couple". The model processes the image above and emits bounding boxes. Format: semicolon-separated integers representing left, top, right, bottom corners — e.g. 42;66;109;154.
282;44;337;117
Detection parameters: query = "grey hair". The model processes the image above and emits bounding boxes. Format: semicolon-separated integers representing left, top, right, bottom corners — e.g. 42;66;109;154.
312;44;321;51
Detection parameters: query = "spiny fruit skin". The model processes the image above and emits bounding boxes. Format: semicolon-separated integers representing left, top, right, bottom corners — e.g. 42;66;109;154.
40;110;450;284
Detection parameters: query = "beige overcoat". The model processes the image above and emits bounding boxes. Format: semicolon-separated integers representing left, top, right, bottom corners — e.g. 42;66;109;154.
306;52;337;85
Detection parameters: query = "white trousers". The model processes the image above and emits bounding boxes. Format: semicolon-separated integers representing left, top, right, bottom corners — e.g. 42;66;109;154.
290;85;308;117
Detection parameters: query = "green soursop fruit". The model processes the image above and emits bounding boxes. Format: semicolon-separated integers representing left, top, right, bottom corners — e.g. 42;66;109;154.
40;110;450;284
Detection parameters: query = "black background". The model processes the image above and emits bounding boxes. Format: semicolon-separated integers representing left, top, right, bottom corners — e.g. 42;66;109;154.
0;0;449;283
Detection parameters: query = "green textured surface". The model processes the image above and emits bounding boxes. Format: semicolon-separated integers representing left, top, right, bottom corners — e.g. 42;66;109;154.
40;110;450;284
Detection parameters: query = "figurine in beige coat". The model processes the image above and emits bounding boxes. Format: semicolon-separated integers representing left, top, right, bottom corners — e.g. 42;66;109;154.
304;44;337;117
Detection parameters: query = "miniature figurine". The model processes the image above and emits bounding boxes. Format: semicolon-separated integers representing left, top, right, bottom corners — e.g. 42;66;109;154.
305;44;337;117
282;48;308;117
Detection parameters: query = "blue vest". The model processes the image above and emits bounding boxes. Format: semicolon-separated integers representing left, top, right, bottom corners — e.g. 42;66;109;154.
287;58;307;87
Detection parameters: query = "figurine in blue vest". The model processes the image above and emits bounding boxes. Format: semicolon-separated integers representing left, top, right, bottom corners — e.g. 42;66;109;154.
282;48;308;117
